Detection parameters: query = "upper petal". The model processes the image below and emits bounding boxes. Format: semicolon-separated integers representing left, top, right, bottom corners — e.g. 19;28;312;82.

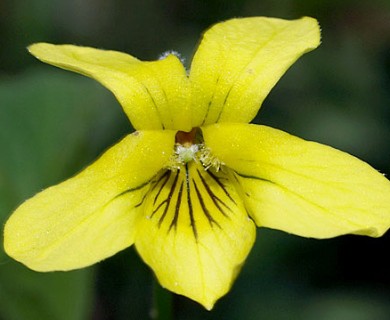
135;162;256;309
202;123;390;239
189;17;320;126
4;130;176;271
28;43;191;131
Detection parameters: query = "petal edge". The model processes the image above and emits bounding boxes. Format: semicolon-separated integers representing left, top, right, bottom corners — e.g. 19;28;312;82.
203;123;390;239
4;130;176;271
28;43;191;131
190;17;320;127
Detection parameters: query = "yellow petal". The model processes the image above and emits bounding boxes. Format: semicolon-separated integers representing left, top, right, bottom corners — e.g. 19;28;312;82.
135;162;256;309
202;123;390;238
189;17;320;126
28;43;191;131
4;130;176;271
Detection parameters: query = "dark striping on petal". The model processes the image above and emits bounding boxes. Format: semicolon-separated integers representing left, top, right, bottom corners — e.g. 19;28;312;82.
215;85;233;122
201;100;213;126
234;170;330;213
103;179;152;210
169;181;184;232
185;164;198;239
193;180;221;229
196;169;231;218
234;171;273;184
201;76;220;126
113;179;151;201
135;193;148;208
154;170;179;222
152;170;171;205
150;164;237;240
206;169;236;204
142;84;165;130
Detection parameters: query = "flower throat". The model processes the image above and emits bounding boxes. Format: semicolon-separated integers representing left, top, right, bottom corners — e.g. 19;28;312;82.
170;128;223;171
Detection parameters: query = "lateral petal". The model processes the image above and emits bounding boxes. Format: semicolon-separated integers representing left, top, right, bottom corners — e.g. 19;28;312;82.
189;17;320;126
135;162;256;309
4;130;176;271
28;43;191;131
202;123;390;239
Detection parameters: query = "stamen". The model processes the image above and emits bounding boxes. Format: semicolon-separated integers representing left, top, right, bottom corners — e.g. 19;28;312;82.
198;145;223;171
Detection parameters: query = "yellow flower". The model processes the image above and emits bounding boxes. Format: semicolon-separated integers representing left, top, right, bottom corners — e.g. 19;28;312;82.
4;17;390;309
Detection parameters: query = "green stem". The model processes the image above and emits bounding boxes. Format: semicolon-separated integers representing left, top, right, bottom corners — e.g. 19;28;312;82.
150;279;173;320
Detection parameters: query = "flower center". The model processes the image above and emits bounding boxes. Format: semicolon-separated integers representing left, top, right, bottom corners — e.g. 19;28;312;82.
176;144;199;163
169;128;223;171
174;128;199;164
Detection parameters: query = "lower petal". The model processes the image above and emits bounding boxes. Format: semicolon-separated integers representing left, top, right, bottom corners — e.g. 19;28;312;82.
4;130;176;271
135;162;256;309
202;123;390;239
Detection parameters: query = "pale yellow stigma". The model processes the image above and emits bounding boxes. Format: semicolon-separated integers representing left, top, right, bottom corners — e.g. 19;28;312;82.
176;144;199;163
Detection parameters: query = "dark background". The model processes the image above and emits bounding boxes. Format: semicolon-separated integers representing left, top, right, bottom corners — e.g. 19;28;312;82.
1;0;390;319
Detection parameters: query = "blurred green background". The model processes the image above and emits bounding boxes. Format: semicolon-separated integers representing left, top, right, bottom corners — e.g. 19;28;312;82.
1;0;390;319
